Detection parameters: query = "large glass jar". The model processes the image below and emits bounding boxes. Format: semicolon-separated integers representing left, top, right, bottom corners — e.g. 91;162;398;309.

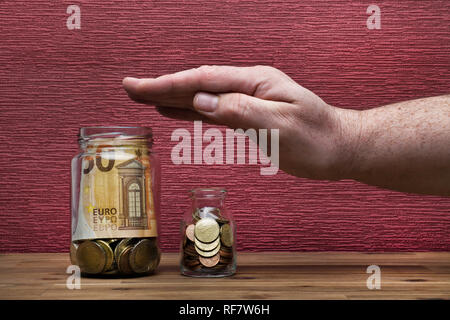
180;188;236;277
70;127;161;276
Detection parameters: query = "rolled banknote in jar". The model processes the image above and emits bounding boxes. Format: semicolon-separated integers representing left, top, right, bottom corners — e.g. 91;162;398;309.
71;127;161;276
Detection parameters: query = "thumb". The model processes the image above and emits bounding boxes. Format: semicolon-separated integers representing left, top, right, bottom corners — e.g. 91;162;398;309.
193;92;279;129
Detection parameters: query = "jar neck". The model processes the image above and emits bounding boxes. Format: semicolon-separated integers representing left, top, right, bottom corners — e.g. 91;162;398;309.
78;127;153;151
80;137;150;151
190;188;227;210
191;197;225;210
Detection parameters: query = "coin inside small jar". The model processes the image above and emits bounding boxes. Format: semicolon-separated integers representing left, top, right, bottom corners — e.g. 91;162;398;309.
181;206;235;276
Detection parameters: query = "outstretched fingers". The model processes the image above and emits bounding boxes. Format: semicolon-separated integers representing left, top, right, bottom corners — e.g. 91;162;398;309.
122;65;275;109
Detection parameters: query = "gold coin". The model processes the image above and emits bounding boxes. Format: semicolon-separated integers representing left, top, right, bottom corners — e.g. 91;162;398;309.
117;245;133;274
194;237;220;251
144;247;161;274
76;240;106;274
114;238;135;261
70;242;78;265
96;240;114;272
185;224;195;242
129;239;160;274
194;218;220;243
199;253;220;268
220;224;234;247
195;242;220;258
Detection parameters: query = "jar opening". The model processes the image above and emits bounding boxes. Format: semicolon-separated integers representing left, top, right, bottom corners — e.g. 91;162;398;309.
189;187;227;199
79;126;152;140
78;126;153;147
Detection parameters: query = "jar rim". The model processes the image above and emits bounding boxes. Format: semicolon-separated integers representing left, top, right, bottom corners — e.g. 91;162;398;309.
79;126;153;141
189;187;227;198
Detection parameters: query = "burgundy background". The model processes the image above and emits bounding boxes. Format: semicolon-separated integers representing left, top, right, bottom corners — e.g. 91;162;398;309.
0;1;449;253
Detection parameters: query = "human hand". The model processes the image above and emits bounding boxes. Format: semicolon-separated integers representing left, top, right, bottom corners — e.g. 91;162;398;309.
122;65;360;180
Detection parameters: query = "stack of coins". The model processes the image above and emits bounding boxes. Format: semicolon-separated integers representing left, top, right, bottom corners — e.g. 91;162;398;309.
182;207;234;273
71;237;160;276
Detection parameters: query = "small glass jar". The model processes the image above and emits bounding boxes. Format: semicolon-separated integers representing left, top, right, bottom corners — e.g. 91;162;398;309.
180;188;236;277
70;126;161;276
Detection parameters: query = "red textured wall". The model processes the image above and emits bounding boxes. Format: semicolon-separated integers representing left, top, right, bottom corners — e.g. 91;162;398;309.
0;1;449;253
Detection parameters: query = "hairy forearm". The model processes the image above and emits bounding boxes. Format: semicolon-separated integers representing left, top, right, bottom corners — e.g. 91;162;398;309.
340;95;450;195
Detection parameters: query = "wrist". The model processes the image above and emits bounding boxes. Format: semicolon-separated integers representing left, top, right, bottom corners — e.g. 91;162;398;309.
329;106;366;181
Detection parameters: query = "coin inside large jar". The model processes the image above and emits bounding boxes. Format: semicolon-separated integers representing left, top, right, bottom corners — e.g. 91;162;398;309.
72;237;160;276
76;240;108;274
129;239;160;274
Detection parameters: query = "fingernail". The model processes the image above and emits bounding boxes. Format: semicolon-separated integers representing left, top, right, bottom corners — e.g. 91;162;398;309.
122;77;141;89
194;92;219;112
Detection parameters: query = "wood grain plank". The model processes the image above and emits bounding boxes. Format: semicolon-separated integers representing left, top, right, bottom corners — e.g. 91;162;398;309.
0;252;448;300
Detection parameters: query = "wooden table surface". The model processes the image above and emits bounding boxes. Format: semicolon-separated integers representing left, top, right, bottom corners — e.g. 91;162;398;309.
0;252;449;300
